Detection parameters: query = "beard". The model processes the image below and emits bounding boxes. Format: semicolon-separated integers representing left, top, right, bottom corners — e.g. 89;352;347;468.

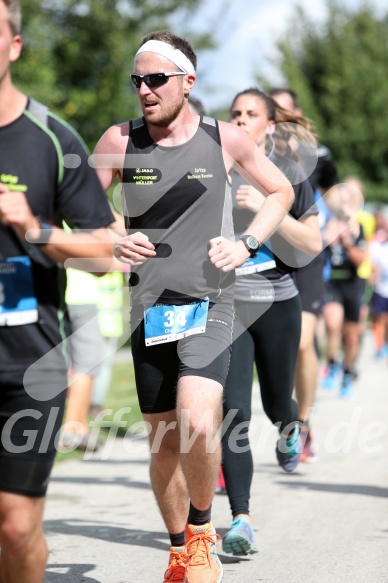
143;96;185;128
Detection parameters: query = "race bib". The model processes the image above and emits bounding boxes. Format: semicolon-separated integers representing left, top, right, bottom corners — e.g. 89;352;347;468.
0;256;38;326
235;245;276;276
144;298;209;346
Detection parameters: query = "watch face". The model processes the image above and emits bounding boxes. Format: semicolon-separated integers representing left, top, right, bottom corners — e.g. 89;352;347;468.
246;236;259;250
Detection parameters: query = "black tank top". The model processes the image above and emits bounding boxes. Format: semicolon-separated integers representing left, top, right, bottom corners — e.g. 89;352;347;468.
122;116;235;306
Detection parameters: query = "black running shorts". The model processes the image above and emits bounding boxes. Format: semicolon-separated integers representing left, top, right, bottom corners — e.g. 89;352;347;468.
323;279;365;322
130;302;234;414
294;258;325;316
0;369;68;497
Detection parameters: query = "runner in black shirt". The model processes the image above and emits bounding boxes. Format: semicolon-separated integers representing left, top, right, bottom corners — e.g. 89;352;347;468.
270;87;339;461
321;208;367;397
0;3;114;582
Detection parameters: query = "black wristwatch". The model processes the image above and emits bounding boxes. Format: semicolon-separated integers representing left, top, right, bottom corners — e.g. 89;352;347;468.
30;216;53;245
239;234;261;257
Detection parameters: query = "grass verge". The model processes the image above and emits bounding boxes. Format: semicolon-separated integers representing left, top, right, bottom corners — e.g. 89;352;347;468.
55;360;141;462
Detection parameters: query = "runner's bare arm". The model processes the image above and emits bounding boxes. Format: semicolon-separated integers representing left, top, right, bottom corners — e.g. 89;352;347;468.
235;184;321;256
93;124;156;265
0;183;113;273
208;123;294;272
220;122;294;243
93;123;129;191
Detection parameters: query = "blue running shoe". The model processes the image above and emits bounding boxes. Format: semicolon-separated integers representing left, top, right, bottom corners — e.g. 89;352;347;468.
276;424;302;472
222;517;258;556
374;344;388;359
322;362;340;390
340;372;353;398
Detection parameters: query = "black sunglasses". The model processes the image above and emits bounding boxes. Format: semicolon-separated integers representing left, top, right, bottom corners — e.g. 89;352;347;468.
130;72;187;89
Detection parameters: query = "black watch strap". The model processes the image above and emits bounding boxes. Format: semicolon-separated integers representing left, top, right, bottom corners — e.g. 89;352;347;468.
239;234;261;257
31;216;53;245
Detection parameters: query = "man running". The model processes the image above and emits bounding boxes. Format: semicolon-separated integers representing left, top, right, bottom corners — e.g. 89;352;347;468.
94;31;294;583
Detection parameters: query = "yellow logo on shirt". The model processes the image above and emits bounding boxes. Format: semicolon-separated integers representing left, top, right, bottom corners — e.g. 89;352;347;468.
0;174;28;192
188;168;214;180
128;168;161;185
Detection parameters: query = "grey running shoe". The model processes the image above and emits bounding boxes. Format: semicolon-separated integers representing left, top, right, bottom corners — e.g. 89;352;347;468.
276;424;302;472
222;517;258;556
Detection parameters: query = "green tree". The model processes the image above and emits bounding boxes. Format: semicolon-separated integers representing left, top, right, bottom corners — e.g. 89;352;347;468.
264;1;388;201
14;0;213;149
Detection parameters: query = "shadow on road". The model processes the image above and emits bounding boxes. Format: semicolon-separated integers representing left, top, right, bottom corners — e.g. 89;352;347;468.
45;564;99;582
44;519;170;551
50;475;151;490
277;480;388;498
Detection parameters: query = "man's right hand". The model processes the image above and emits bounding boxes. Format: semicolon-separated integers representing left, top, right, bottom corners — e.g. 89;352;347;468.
0;182;40;239
113;231;156;265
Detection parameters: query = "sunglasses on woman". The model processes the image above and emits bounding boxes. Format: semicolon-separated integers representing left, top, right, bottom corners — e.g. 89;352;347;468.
130;72;187;89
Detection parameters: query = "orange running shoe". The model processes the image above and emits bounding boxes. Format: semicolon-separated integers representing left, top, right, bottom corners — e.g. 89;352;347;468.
184;523;223;583
163;546;187;583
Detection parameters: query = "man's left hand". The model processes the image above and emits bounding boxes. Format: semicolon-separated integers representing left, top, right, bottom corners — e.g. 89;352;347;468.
208;237;250;272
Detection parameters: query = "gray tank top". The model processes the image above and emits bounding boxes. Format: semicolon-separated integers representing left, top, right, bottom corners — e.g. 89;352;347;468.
122;116;235;307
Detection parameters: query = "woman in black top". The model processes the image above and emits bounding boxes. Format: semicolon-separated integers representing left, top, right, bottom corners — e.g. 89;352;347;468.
221;88;321;556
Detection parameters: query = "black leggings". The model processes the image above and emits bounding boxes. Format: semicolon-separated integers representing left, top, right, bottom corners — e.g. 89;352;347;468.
222;296;301;517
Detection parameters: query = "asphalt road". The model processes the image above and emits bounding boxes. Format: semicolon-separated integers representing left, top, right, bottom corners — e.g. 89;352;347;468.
44;331;388;583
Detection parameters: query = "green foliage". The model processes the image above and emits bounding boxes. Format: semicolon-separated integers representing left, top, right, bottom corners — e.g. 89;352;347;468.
362;181;388;204
209;107;229;122
102;361;142;431
56;359;141;462
264;1;388;201
14;0;211;149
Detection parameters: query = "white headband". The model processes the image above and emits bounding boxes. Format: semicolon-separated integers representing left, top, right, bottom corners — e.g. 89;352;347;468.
135;40;196;76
